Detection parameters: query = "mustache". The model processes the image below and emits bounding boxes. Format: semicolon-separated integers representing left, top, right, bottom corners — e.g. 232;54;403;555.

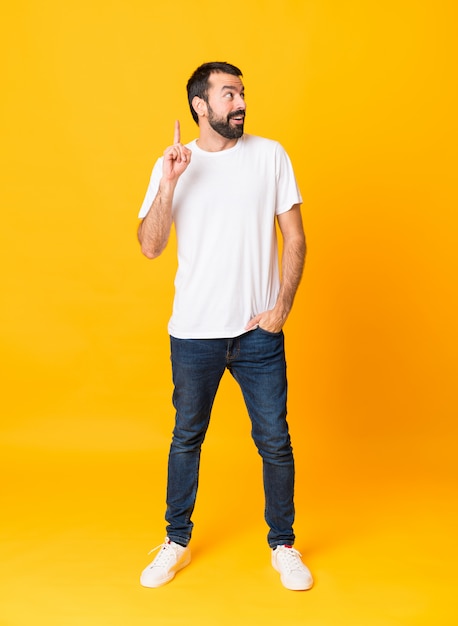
228;109;246;120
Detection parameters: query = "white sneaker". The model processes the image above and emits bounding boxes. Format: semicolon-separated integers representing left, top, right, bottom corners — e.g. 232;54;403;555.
272;545;313;590
140;538;191;588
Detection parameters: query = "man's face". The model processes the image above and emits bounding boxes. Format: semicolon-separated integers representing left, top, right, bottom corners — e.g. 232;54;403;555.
205;72;246;139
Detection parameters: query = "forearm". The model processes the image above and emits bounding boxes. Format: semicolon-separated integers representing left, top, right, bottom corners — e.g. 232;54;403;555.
274;232;306;323
137;179;176;259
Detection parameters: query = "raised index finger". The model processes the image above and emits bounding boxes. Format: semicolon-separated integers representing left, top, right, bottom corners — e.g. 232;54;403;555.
174;120;181;145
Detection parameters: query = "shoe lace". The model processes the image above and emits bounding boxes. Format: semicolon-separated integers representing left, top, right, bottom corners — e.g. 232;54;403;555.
278;546;305;572
147;541;176;568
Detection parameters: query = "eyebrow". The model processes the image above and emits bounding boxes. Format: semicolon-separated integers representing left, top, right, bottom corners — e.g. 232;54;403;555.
221;85;245;93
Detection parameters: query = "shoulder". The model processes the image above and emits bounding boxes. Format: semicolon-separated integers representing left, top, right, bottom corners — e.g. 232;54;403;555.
242;134;281;150
242;134;290;158
242;135;294;168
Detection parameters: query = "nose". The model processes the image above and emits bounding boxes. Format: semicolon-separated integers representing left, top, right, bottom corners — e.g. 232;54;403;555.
235;93;246;110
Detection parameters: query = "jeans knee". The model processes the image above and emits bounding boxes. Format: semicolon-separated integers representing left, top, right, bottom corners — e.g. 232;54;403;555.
171;425;208;452
254;434;293;464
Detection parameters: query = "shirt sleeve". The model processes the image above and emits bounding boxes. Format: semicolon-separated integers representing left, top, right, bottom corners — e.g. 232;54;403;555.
274;143;303;215
138;157;163;219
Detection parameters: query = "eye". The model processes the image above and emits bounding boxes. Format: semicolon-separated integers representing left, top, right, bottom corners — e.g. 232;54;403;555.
224;92;234;99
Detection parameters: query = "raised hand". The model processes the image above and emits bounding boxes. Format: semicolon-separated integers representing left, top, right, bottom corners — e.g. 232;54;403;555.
162;120;192;183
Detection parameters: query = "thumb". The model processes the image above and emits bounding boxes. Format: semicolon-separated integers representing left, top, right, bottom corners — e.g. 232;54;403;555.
245;314;261;331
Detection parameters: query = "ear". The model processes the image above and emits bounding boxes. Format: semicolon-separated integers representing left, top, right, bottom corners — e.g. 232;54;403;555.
192;96;207;119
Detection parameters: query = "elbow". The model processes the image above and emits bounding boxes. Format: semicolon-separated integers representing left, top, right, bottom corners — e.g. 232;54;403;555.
140;241;165;259
138;223;163;259
141;245;161;260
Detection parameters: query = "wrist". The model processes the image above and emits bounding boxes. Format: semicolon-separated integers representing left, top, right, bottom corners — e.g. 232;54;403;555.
272;303;289;325
159;177;177;199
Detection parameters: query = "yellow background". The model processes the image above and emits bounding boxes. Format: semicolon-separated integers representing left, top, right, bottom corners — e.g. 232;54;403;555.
1;1;457;624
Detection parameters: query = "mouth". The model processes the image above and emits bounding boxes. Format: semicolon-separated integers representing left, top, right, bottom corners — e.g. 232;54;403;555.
229;111;245;124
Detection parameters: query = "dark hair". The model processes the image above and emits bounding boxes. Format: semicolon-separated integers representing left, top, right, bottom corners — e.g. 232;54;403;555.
186;62;243;124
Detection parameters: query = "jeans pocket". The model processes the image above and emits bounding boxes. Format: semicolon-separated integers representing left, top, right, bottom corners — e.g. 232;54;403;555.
257;325;283;337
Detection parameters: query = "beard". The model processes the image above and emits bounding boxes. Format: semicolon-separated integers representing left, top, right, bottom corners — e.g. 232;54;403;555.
207;105;245;139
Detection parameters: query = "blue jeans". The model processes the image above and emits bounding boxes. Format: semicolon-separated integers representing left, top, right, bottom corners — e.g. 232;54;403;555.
166;328;295;548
